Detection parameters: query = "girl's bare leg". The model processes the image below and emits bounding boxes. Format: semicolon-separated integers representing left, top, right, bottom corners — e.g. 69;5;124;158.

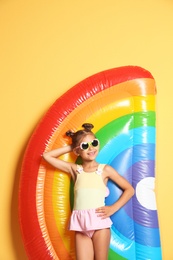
92;228;111;260
75;232;94;260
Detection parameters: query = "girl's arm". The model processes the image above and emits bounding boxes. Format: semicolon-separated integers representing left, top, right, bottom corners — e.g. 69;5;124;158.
96;165;135;217
43;146;76;179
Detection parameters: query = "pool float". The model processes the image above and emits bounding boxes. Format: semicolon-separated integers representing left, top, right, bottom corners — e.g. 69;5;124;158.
19;66;162;259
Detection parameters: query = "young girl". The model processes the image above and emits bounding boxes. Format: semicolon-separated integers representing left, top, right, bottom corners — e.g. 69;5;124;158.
43;123;134;260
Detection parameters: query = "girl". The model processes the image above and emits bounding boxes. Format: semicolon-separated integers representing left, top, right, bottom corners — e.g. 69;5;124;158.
43;123;134;260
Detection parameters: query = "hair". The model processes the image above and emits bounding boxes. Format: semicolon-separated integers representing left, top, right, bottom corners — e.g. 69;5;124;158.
66;123;95;148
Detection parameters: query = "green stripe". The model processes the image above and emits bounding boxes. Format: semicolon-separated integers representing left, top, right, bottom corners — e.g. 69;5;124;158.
108;248;127;260
96;111;155;148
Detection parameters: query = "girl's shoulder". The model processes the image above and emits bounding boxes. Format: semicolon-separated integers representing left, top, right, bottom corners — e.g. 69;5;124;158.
101;164;114;176
102;164;119;180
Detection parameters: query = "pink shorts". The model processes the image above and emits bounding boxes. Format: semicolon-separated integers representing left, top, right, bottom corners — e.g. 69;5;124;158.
69;208;112;237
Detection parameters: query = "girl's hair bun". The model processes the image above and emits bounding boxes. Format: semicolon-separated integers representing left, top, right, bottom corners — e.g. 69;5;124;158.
82;123;94;132
66;130;75;137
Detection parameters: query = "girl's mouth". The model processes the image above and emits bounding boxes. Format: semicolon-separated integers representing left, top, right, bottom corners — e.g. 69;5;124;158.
87;150;96;156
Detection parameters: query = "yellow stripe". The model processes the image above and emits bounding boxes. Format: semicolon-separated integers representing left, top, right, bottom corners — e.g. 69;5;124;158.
85;95;155;132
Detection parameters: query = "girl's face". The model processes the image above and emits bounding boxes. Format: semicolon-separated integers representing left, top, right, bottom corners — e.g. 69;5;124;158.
74;134;100;160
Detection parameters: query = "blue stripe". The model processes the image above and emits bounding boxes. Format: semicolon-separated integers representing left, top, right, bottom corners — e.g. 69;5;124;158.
97;127;155;164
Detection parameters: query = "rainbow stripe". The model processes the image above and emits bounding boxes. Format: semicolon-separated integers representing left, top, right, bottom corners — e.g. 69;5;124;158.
19;66;162;259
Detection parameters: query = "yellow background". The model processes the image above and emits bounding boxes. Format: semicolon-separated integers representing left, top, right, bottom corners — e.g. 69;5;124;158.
0;0;172;259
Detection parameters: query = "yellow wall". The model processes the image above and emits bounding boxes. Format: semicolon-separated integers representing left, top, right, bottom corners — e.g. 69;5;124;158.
0;0;173;259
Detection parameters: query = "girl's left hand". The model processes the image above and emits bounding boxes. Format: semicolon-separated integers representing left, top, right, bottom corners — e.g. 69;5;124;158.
95;205;115;219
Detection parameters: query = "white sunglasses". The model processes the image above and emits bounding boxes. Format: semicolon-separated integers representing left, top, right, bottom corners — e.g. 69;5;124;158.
79;139;100;150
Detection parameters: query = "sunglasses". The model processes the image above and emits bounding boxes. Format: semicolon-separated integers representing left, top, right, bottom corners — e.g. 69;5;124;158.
79;139;100;150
